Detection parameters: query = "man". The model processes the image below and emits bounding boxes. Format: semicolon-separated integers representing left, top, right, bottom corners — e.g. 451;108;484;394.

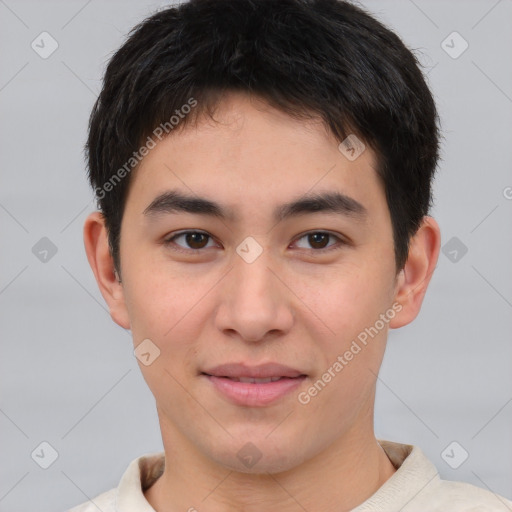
71;0;512;510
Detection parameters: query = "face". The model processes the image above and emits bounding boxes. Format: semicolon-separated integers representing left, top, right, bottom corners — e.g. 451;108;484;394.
116;92;401;473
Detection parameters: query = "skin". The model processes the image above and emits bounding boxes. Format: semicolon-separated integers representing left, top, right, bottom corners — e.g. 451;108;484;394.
84;91;441;512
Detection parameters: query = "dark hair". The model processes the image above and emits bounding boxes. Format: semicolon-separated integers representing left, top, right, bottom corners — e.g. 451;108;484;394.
86;0;440;276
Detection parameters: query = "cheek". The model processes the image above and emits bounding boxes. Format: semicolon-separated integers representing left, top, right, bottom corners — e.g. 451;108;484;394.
301;265;391;343
122;262;214;375
123;267;203;399
121;249;198;334
297;273;390;426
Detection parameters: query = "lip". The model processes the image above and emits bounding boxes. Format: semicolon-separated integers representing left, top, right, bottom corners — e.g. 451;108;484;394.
202;362;304;379
201;362;307;407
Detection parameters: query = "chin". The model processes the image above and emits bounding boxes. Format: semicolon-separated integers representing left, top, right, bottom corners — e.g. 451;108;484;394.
208;435;309;475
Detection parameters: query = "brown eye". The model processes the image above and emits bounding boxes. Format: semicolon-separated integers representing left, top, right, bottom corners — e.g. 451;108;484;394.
307;232;330;249
294;231;343;251
184;232;209;249
163;231;216;252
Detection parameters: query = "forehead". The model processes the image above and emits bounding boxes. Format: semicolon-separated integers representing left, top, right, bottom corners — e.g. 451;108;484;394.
124;92;386;221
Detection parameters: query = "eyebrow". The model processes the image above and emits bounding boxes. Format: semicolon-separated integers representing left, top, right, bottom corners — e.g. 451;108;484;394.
143;189;367;223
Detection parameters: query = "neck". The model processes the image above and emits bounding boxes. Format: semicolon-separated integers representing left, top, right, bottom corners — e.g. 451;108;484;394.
145;413;396;512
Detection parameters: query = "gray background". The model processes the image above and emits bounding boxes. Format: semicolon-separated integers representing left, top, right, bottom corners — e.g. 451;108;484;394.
1;1;511;511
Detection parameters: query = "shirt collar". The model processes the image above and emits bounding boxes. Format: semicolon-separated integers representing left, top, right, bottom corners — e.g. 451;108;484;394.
114;440;439;511
352;440;440;511
116;452;164;512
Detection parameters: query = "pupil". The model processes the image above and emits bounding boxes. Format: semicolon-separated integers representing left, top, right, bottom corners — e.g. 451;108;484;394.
187;233;207;249
309;233;328;249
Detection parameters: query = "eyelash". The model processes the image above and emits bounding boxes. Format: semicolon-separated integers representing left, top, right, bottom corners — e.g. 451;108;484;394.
162;230;347;254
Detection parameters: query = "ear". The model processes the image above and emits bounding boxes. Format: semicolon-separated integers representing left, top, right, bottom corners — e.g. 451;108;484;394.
83;211;131;330
389;216;441;329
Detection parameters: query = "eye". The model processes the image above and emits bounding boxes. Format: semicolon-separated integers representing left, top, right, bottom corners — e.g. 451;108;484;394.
292;231;345;252
163;230;346;254
163;230;218;252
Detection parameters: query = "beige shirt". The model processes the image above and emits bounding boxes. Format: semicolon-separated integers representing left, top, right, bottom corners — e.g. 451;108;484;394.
68;440;512;512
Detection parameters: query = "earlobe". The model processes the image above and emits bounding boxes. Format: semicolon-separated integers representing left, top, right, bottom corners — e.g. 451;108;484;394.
83;212;131;329
389;216;441;329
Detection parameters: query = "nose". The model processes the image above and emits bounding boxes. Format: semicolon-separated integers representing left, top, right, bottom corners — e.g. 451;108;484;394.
213;247;294;343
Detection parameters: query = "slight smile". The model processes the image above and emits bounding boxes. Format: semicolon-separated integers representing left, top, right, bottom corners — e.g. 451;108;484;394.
201;362;308;407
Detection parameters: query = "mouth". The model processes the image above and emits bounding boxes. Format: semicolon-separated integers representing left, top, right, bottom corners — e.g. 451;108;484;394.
202;362;306;379
208;376;289;383
200;363;307;406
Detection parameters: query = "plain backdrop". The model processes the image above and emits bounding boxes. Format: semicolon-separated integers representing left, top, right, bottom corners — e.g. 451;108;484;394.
1;1;511;511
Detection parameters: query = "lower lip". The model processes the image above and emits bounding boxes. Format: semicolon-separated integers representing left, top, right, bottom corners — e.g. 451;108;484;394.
203;375;306;407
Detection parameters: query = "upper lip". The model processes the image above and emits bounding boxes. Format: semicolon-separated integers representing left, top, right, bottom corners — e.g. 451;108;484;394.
202;363;306;379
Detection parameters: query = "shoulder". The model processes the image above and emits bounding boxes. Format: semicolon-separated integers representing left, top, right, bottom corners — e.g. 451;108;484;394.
66;487;117;512
64;452;164;512
416;478;512;512
364;440;512;512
